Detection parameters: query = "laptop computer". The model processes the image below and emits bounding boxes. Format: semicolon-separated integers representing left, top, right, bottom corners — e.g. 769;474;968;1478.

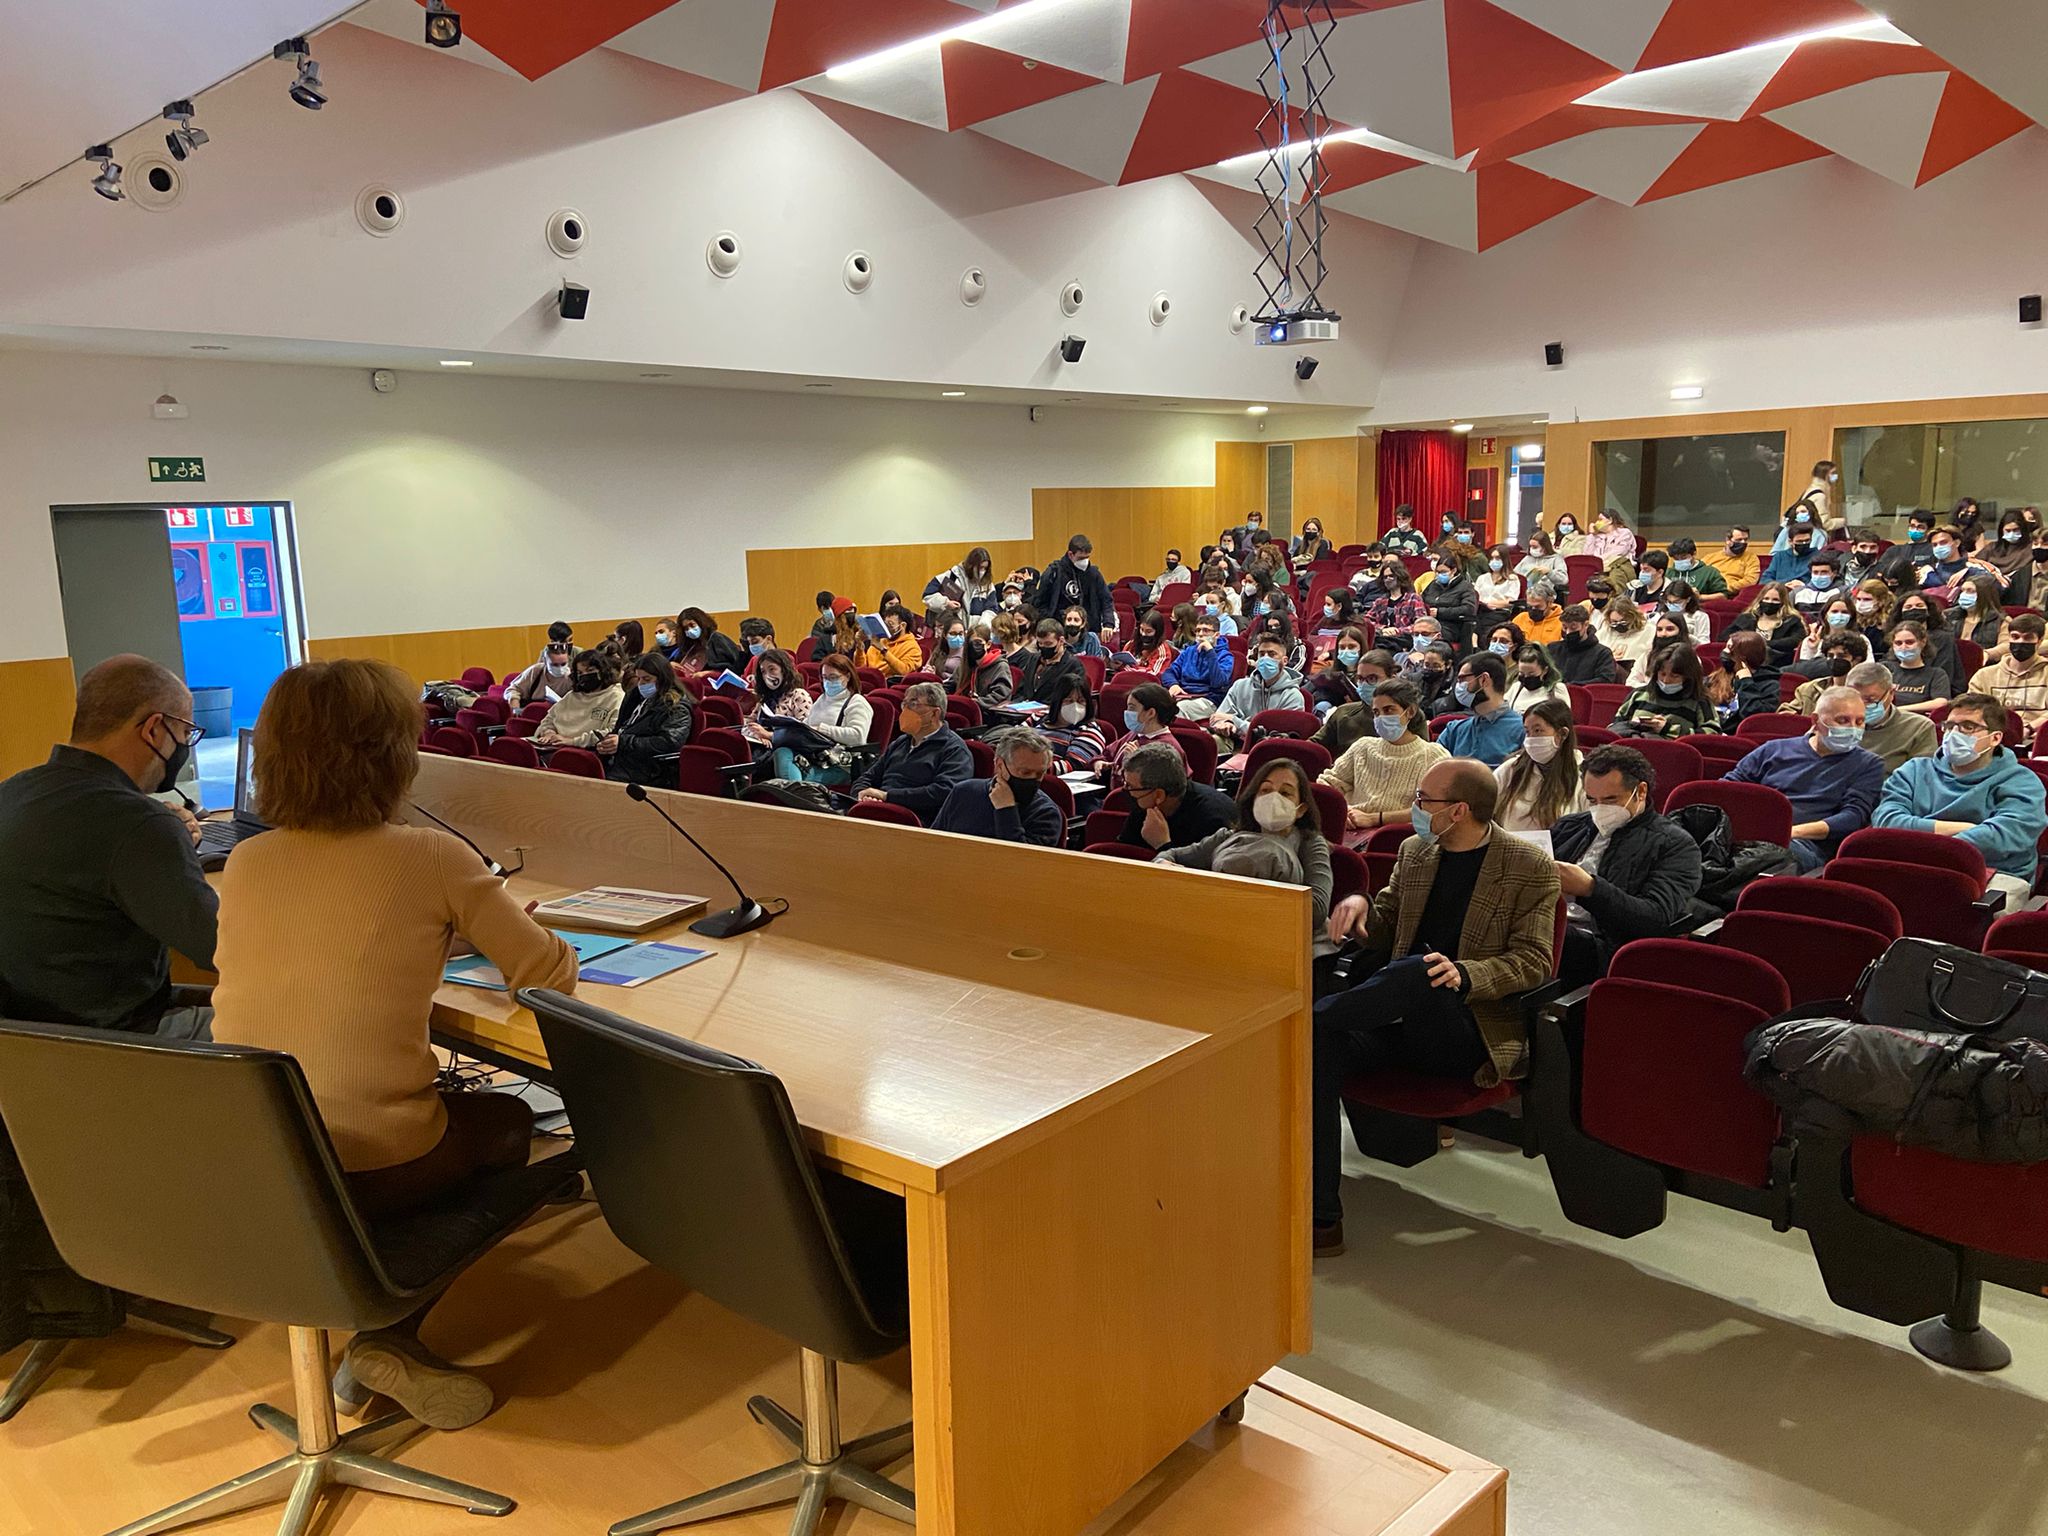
196;728;270;870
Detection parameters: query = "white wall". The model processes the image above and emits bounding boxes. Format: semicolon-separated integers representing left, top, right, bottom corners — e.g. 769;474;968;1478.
0;22;1414;413
1373;130;2048;426
0;350;1258;661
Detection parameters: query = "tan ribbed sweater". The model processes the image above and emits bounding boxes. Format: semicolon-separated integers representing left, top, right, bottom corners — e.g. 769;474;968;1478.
1320;733;1449;815
212;824;578;1172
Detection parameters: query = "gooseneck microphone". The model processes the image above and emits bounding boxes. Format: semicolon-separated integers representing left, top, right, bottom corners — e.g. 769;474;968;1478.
409;802;511;878
624;782;775;939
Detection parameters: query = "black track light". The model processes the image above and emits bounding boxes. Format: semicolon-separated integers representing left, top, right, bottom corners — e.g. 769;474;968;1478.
425;1;462;48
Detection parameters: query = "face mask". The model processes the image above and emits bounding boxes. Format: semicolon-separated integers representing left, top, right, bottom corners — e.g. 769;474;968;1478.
2012;643;2040;664
1038;643;1060;658
1861;700;1888;728
1140;630;1159;647
148;719;193;792
1828;655;1852;678
1559;523;1577;536
1759;600;1783;616
1123;709;1142;733
1255;656;1280;681
1253;603;1271;617
1957;589;1979;609
1059;701;1087;726
1489;640;1512;657
1522;735;1559;765
1855;598;1878;615
2004;530;2024;544
1823;723;1864;752
1410;803;1443;843
1825;610;1850;628
1240;584;1257;599
545;659;570;677
1673;559;1695;572
1588;801;1633;836
1453;680;1478;708
1373;714;1407;742
1063;623;1084;638
1003;594;1022;609
1442;519;1456;533
655;631;674;649
1656;679;1684;697
1166;556;1181;570
1792;544;1813;557
1894;645;1920;664
1810;573;1834;591
1795;513;1812;525
1728;541;1747;554
1381;578;1399;593
823;676;847;697
1901;609;1927;625
1252;792;1297;833
760;671;782;691
1907;527;1928;542
1665;601;1686;615
1454;532;1473;544
1830;471;1840;483
2034;550;2048;564
1564;630;1588;647
1933;545;1955;563
575;672;603;693
1591;596;1610;611
1009;774;1045;806
637;681;657;700
1943;728;1983;766
1071;556;1091;570
743;640;765;658
1336;648;1361;667
939;633;963;654
1489;559;1504;573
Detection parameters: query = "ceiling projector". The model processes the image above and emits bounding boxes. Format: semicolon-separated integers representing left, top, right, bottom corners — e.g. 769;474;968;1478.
1254;315;1340;346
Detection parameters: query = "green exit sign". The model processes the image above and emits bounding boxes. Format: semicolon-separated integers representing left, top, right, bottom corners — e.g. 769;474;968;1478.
148;456;205;483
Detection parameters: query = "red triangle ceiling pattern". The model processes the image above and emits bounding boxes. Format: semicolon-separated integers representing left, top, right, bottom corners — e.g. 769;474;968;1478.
1746;39;1944;118
1916;74;2034;186
940;41;1101;130
1476;162;1595;252
1119;68;1325;185
1443;0;1619;160
430;0;680;80
1638;118;1829;204
1634;0;1873;74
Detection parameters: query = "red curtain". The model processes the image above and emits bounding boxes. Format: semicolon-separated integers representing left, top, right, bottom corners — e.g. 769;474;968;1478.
1376;430;1469;537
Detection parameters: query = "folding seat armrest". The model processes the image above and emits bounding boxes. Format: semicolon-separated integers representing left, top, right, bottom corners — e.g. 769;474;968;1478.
1974;890;2007;918
1690;916;1725;940
652;752;680;764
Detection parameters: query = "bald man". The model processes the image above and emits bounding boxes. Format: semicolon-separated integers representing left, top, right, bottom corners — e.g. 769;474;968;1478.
0;655;218;1037
1310;757;1559;1256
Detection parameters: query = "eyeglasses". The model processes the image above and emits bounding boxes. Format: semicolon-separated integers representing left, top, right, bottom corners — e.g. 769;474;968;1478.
1412;793;1457;808
159;713;205;747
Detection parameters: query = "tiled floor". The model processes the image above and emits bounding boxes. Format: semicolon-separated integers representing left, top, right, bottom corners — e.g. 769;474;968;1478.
1298;1136;2048;1536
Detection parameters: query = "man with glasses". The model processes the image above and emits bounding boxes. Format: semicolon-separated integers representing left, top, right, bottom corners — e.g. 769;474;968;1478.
1310;758;1559;1257
1115;741;1235;852
1874;693;2047;902
0;654;218;1038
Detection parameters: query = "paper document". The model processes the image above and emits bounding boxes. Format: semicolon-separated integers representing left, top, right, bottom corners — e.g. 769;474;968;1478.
531;886;708;933
1506;827;1554;858
579;941;713;988
442;930;635;990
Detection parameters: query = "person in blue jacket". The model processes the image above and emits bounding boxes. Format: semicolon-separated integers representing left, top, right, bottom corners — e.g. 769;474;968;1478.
1873;692;2047;900
1761;523;1817;586
1435;654;1525;767
1161;613;1237;720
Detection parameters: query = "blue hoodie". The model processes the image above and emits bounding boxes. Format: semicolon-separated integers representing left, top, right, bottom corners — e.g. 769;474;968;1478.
1872;747;2048;881
1161;641;1236;704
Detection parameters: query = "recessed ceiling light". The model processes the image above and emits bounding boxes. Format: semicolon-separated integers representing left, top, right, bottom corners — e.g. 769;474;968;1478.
189;343;229;351
1450;422;1474;433
1670;384;1705;401
803;382;834;389
439;359;473;368
941;390;967;397
639;371;672;379
1246;405;1270;416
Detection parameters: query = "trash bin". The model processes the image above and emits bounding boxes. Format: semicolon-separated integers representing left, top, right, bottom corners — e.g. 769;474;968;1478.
189;685;233;742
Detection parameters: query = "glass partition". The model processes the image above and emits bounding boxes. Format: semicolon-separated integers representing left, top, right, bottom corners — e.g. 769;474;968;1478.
1835;419;2048;537
1595;432;1786;543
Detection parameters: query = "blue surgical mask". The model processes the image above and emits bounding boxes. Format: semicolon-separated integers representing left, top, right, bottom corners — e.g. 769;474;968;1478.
1665;601;1685;615
684;625;702;640
1809;573;1833;590
2004;529;2025;544
947;633;965;650
1827;611;1850;628
1907;527;1928;542
1933;544;1956;562
1957;589;1979;609
1672;558;1695;572
1336;647;1361;666
822;676;847;697
1944;728;1984;765
1656;679;1684;697
1453;680;1477;707
1823;723;1864;751
749;641;766;656
1895;645;1920;663
1254;602;1270;616
1489;559;1504;572
1454;532;1473;544
637;681;657;699
1374;714;1407;742
1410;803;1440;842
1256;656;1280;681
1795;512;1812;524
1865;700;1887;726
1123;708;1140;733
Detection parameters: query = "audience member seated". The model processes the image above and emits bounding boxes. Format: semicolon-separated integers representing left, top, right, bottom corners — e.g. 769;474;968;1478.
503;624;575;710
1312;760;1560;1254
1725;582;1804;668
0;654;216;1038
1381;505;1428;557
1307;628;1374;715
850;682;970;818
1667;537;1727;597
1917;525;1972;590
1520;582;1564;646
769;653;872;786
1515;532;1568;593
1703;524;1759;592
1313;585;1358;635
1312;655;1397;762
1839;527;1886;590
1583;510;1639;576
1008;617;1084;711
671;607;745;675
1626;614;1693;686
1154;547;1194;597
535;648;624;749
1790;597;1864;673
1103;682;1184;779
1980;510;2036;604
930;726;1063;848
1362;562;1429;647
1161;612;1236;720
1119;741;1237;853
1786;628;1870;704
1320;679;1449;846
1503;644;1567;713
1873;693;2048;902
1292;517;1334;566
1438;654;1526;767
737;647;811;756
858;604;923;679
1885;619;1952;713
1630;549;1671;609
1724;685;1886;869
1789;551;1844;623
1970;610;2048;732
1871;510;1937;586
1159;759;1332;938
1593;582;1653;675
1705;632;1782;730
1612;643;1717;738
1034;533;1115;641
1950;572;2005;653
1843;660;1937;773
599;652;695;786
735;617;778;676
1550;745;1703;987
1039;674;1109;772
1421;554;1479;653
923;545;997;621
1126;609;1177;676
807;591;840;645
1476;546;1522;623
1550;514;1585;555
1895;590;1961;682
1212;634;1308;749
1491;698;1585;833
1400;635;1457;716
1549;603;1618;685
1060;602;1107;661
1762;519;1818;585
212;658;578;1428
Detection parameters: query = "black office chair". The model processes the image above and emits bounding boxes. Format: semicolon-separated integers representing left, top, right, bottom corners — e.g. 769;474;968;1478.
521;988;914;1536
0;1019;579;1536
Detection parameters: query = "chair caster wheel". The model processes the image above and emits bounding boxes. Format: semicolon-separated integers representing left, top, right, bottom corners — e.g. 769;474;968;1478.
1218;1391;1247;1425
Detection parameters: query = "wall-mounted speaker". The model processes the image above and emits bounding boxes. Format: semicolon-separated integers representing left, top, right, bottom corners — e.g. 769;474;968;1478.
2023;295;2043;325
558;282;590;321
1543;342;1565;367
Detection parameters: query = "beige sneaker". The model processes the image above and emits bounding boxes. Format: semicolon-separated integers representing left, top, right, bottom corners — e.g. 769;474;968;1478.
344;1333;494;1431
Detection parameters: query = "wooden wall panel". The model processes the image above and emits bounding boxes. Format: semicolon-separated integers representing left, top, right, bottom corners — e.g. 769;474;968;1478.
1032;486;1218;588
1215;442;1263;529
746;541;1036;647
1288;437;1362;546
308;611;748;692
1;657;78;778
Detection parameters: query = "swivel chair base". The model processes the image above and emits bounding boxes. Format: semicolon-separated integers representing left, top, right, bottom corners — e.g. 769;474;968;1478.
0;1298;234;1424
612;1349;913;1536
108;1326;513;1536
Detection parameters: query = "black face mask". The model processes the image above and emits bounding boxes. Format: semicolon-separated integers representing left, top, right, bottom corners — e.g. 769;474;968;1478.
1758;600;1783;616
1828;656;1852;678
1590;596;1610;610
1064;624;1084;638
1009;775;1044;806
1563;631;1589;648
1139;630;1158;646
1166;557;1180;569
2013;643;2040;663
1037;643;1060;658
2033;550;2048;564
149;719;193;792
1727;541;1747;554
574;672;603;693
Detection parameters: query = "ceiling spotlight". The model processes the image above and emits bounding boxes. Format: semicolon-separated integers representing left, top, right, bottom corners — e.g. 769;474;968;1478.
162;100;209;161
1450;422;1475;434
424;0;462;48
274;38;326;110
941;390;967;398
1057;335;1086;364
1294;357;1319;382
84;145;123;201
1246;405;1270;416
1670;384;1706;401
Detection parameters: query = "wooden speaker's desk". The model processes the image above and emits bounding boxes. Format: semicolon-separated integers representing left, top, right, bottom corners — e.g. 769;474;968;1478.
401;755;1312;1536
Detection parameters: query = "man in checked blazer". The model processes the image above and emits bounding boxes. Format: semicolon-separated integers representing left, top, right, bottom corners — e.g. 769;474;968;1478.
1312;757;1560;1256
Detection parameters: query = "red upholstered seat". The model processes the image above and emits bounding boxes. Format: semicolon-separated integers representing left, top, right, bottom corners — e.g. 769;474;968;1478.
1329;845;1367;903
546;746;603;778
1170;726;1218;785
1714;911;1886;1008
1249;708;1320;741
1839;827;1988;890
1737;713;1810;742
671;746;727;797
1627;738;1703;811
1985;910;2048;966
1852;1139;2048;1266
848;800;922;828
1737;875;1902;940
695;695;743;731
1085;841;1154;860
1582;684;1629;727
428;726;476;758
1245;737;1332;781
1825;859;1994;949
966;739;995;778
1666;779;1794;846
459;666;496;691
483;737;540;770
1311;783;1347;843
1339;1071;1515;1120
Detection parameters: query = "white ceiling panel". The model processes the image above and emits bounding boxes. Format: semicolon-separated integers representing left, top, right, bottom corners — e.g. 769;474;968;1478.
1765;70;1951;188
607;0;778;92
1513;121;1704;206
1487;0;1676;72
972;74;1158;184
